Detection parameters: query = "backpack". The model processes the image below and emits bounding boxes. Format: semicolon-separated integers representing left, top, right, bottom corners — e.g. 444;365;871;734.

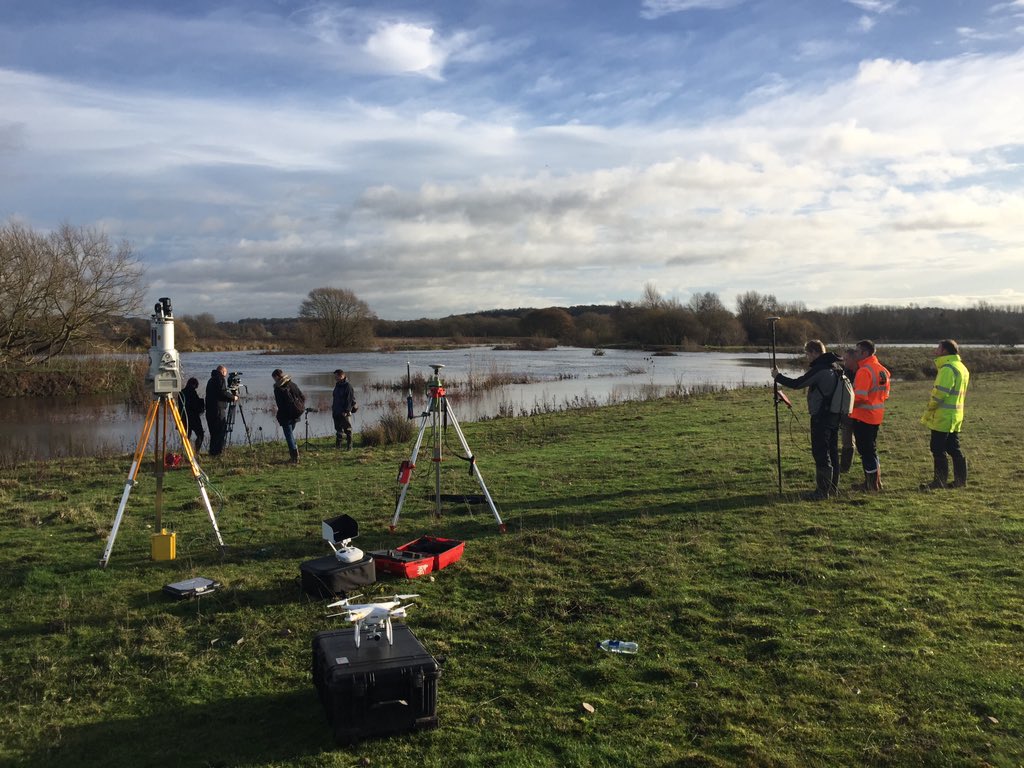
287;384;306;418
827;367;854;416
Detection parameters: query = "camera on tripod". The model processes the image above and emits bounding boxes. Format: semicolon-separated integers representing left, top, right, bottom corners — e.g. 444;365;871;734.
227;371;244;394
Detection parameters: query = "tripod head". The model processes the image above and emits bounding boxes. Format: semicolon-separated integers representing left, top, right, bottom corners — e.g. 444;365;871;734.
147;297;182;395
425;364;446;411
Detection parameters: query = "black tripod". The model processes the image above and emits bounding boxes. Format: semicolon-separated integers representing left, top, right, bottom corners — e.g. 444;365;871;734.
225;387;252;447
303;408;316;448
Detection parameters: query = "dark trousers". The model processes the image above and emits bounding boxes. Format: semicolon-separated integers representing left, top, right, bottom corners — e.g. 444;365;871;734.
810;415;840;492
208;416;227;456
930;430;964;480
839;415;855;472
851;420;880;473
185;415;204;450
333;412;353;436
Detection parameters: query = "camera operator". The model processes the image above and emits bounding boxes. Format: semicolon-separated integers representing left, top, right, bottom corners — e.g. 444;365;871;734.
272;368;305;463
332;369;358;450
206;365;238;456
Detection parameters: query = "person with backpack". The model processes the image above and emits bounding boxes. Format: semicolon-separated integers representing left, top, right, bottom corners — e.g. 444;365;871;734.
272;368;306;464
772;339;848;500
920;339;970;490
850;339;891;492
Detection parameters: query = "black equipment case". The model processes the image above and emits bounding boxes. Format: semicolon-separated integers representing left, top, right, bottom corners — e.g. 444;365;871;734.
312;622;440;744
301;553;376;598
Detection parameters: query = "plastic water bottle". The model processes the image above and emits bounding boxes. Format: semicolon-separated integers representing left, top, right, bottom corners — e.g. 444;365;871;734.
597;639;638;654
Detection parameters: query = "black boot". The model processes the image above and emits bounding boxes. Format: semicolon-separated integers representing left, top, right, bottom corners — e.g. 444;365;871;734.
920;455;948;491
289;448;299;464
335;434;343;449
345;432;352;451
951;455;968;487
802;469;833;500
852;470;881;492
840;446;853;473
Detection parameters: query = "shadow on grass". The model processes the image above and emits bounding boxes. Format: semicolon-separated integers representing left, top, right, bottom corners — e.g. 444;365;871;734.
21;689;340;768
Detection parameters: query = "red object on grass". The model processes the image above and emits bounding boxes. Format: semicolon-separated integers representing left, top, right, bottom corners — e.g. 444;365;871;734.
372;536;465;579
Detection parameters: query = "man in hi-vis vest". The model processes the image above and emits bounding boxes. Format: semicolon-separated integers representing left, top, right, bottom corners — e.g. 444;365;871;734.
920;339;970;490
850;339;891;491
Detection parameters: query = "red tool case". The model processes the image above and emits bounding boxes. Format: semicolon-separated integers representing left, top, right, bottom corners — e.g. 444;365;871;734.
371;536;464;579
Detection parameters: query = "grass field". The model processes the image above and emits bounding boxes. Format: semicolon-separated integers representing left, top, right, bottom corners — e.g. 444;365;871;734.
1;374;1023;767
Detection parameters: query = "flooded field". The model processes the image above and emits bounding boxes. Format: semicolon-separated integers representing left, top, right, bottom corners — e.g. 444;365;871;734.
0;347;778;463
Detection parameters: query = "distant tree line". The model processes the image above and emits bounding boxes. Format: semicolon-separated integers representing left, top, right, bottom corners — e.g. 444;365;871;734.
5;218;1022;365
119;289;1024;352
374;287;1024;349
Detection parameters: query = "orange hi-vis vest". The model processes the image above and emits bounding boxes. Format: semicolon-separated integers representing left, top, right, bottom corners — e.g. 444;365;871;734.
851;354;890;425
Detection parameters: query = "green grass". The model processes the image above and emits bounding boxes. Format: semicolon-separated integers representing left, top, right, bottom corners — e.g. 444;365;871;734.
2;375;1023;767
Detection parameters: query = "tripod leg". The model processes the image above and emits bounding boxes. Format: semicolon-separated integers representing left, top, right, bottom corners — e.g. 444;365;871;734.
445;406;505;532
391;413;431;531
237;402;252;446
770;319;783;494
433;408;442;519
168;397;226;552
100;399;160;568
155;399;168;530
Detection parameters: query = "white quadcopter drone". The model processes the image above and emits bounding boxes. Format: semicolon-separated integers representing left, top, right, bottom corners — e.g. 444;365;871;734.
327;594;419;648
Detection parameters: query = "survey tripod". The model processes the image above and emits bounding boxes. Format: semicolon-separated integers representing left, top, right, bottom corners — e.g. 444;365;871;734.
391;364;505;532
100;393;226;568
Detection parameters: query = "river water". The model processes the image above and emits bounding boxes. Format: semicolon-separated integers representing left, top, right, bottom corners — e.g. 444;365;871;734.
0;347;780;462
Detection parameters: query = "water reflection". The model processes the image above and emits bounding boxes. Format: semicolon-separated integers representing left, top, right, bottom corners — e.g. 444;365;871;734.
0;347;780;463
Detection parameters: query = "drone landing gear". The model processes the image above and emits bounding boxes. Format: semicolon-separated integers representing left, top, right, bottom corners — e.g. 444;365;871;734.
391;365;505;533
100;394;226;568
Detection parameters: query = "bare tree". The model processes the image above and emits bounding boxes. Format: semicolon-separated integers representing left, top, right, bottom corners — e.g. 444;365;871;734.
299;287;376;348
688;291;745;346
0;221;145;365
735;290;780;344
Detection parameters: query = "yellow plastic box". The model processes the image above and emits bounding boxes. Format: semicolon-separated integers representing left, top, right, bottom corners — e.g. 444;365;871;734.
151;529;177;561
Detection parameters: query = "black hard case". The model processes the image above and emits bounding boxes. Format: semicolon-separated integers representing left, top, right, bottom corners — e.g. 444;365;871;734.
312;622;440;744
300;553;376;598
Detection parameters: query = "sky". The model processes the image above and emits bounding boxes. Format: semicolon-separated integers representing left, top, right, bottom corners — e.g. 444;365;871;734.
2;0;1024;321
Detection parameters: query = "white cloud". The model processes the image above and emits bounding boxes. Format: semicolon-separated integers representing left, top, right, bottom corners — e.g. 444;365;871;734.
957;26;1008;42
640;0;746;20
796;39;852;61
843;0;897;13
855;15;877;32
364;22;449;78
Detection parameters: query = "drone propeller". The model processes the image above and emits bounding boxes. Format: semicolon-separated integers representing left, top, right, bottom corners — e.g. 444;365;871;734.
327;596;358;609
392;594;419;601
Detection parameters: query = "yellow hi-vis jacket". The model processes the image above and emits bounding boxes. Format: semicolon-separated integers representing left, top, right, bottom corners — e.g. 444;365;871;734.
921;353;969;433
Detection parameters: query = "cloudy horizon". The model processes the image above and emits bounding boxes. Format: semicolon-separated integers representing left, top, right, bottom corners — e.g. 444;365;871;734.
2;0;1023;321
